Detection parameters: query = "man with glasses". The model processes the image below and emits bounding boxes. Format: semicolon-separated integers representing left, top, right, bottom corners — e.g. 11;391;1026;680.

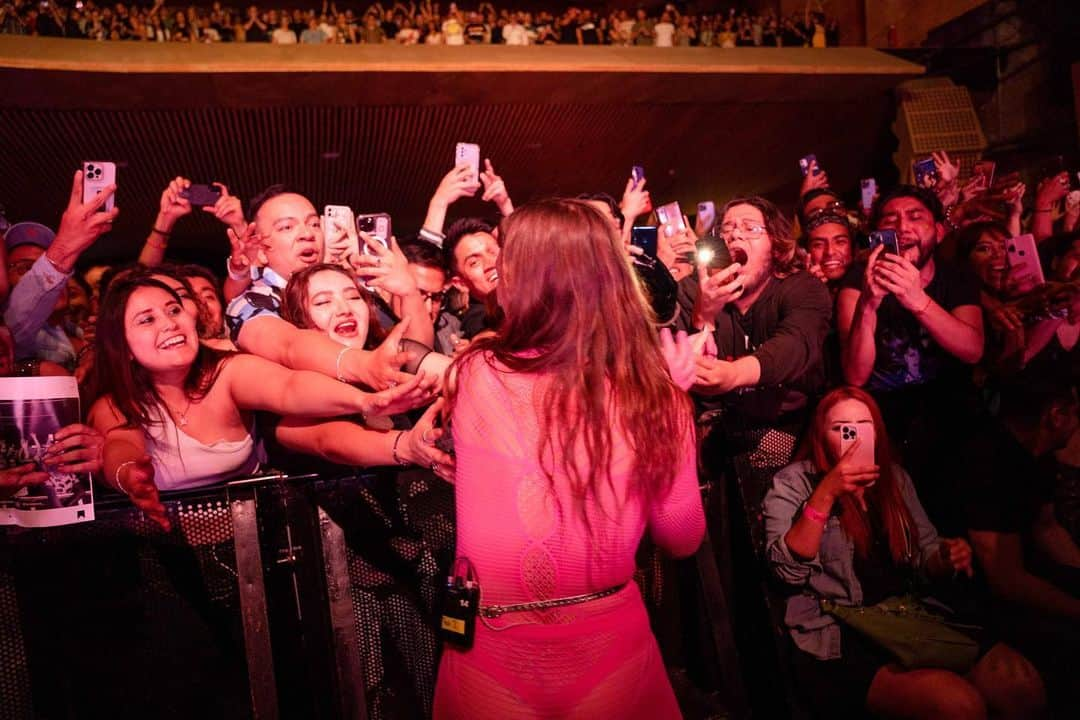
399;237;458;355
678;195;832;433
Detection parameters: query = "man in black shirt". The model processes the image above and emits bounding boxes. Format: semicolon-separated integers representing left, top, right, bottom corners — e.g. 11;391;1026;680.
679;196;832;414
443;218;499;340
838;185;983;510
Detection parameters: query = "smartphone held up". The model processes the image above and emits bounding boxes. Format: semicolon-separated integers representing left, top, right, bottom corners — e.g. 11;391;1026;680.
455;142;481;184
82;161;116;211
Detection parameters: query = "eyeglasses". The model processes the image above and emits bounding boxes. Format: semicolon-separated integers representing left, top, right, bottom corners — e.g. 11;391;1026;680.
419;289;446;305
717;221;767;239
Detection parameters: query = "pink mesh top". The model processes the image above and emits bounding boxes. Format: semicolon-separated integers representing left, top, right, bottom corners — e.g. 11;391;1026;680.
434;354;705;719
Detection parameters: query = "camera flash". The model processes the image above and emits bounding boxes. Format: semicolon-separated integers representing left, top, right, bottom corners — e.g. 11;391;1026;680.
696;248;715;266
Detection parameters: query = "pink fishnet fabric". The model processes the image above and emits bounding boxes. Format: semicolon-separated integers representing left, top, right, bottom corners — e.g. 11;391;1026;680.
434;356;705;719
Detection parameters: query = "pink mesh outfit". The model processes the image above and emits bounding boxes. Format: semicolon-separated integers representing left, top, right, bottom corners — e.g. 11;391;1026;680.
434;356;705;719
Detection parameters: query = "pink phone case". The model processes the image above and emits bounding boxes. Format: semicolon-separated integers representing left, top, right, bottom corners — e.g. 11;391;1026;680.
455;143;481;183
656;202;685;237
1006;233;1045;294
840;423;875;469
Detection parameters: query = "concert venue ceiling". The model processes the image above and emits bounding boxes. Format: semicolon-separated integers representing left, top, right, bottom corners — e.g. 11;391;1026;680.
0;39;922;264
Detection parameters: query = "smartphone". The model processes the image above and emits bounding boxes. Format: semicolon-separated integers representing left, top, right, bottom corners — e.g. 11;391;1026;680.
181;183;222;207
356;213;392;253
972;161;995;193
868;229;900;255
455;142;481;183
631;165;645;187
655;201;685;238
695;235;733;271
860;178;877;211
81;161;116;211
323;205;358;262
630;226;658;257
696;201;716;236
913;157;938;189
1006;233;1045;294
799;154;818;177
839;422;875;471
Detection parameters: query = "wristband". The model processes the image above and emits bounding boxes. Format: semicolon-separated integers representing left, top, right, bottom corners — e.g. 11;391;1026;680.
391;430;410;467
418;227;445;248
914;295;933;315
802;503;829;525
115;460;136;494
152;227;172;237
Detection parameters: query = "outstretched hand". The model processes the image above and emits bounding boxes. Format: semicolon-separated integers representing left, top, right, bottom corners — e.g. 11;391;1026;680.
660;328;694;391
117;455;170;531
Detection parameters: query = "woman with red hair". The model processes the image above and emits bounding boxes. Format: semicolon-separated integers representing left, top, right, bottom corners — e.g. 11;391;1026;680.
764;386;1044;719
434;198;704;718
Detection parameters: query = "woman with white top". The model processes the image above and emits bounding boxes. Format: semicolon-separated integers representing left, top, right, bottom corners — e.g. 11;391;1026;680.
89;275;434;530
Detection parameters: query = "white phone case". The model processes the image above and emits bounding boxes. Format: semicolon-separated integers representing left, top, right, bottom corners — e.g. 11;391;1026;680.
840;423;875;469
323;205;357;263
1006;233;1045;294
455;143;481;183
82;161;116;211
656;201;685;237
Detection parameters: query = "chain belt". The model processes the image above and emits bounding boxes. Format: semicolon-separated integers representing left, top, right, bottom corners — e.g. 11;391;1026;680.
479;583;627;619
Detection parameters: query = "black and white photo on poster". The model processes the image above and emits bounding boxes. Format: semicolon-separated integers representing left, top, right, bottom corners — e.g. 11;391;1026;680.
0;376;94;527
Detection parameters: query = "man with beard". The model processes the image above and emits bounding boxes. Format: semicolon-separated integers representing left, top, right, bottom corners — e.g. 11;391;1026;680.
838;185;983;390
837;185;983;522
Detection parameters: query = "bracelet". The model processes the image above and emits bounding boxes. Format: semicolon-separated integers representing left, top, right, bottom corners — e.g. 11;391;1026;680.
802;503;829;525
152;227;171;237
418;226;446;248
391;430;410;467
115;460;136;494
914;295;933;315
335;344;355;383
226;258;248;282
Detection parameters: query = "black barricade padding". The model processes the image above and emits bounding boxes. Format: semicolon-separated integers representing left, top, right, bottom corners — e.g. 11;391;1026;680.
3;469;743;720
3;492;251;720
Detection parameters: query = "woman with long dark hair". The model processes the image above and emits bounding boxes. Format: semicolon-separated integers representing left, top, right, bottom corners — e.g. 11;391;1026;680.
434;199;704;717
88;275;434;529
764;386;1045;719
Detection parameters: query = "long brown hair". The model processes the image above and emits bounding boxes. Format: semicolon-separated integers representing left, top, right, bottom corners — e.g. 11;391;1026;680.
451;198;694;521
94;275;230;430
281;263;386;350
797;387;914;564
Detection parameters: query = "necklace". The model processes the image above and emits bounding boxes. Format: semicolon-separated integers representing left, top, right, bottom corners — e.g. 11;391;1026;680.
170;396;193;427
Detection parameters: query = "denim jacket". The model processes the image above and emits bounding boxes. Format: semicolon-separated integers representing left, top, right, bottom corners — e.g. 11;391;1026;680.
763;460;942;660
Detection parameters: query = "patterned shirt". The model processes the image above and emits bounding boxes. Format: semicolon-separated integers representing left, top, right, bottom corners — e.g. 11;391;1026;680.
225;267;289;344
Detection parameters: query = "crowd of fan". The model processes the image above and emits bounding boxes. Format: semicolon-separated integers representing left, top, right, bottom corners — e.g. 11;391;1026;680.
0;0;840;46
1;133;1078;716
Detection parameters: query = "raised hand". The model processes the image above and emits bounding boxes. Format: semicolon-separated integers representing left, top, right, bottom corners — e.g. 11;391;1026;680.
931;150;959;185
660;327;694;391
620;175;652;223
351;235;418;297
479;158;514;216
49;169;118;272
202;182;247;236
694;260;744;323
117;455;170;530
433;164;482;208
227;221;267;275
156;176;193;230
817;438;879;511
41;423;105;475
799;158;830;197
346;316;415;390
873;252;928;312
1035;172;1070;210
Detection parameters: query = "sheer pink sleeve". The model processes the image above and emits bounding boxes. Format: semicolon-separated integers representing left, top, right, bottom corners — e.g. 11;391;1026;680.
647;420;705;558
